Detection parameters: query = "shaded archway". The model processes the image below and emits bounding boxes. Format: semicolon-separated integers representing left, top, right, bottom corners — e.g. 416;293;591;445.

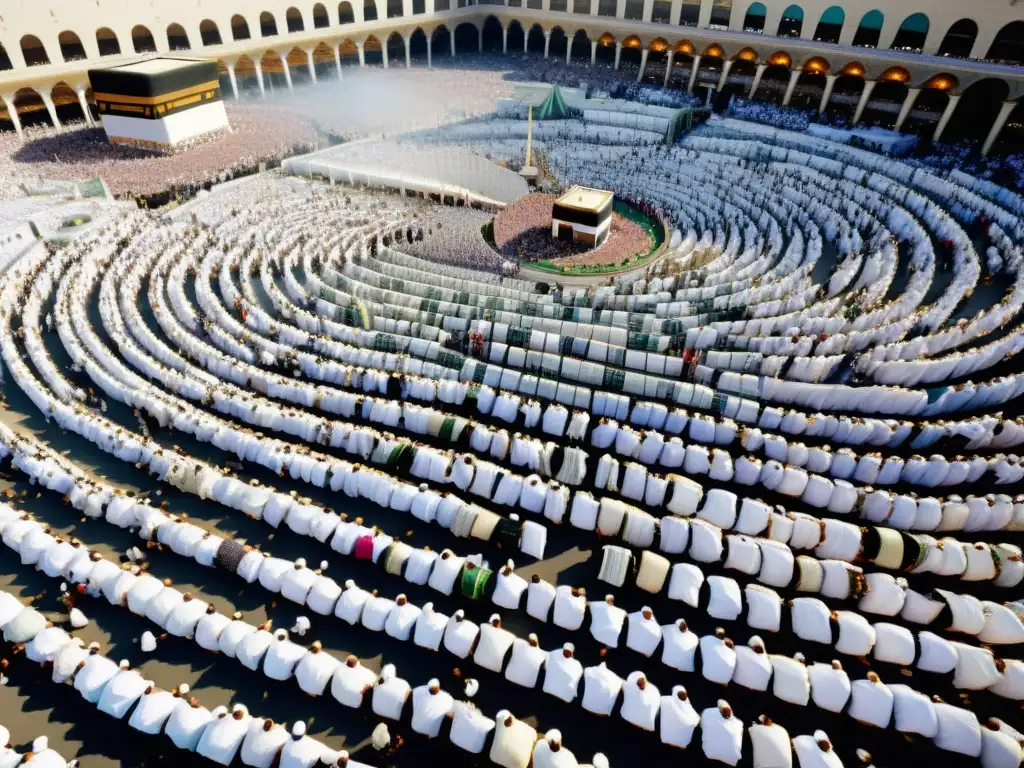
742;2;766;33
339;39;360;65
50;82;86;124
96;27;120;56
339;1;356;23
285;47;312;84
260;12;279;37
409;28;429;61
620;34;642;69
431;26;452;57
454;22;478;54
232;55;261;93
0;44;12;71
313;3;330;28
167;23;190;51
813;6;844;44
363;34;383;66
506;21;525;52
570;29;591;63
641;37;670;84
311;41;336;78
231;15;252;40
937;19;976;59
482;16;503;53
20;35;50;66
364;0;379;22
987;21;1024;65
860;66;910;128
722;54;755;100
386;32;405;63
943;78;1010;142
526;24;546;55
890;12;928;52
596;32;616;66
200;20;223;45
777;5;803;38
286;7;305;33
548;26;569;59
903;74;955;137
852;10;883;48
260;50;287;91
12;88;52;128
756;52;793;104
131;25;156;53
58;31;86;62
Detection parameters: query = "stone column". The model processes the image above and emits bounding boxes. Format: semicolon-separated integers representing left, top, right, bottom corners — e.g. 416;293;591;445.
716;58;734;91
405;36;412;67
280;52;294;89
2;94;22;138
852;79;876;125
544;31;551;58
781;67;800;106
450;32;456;57
663;50;674;87
697;0;712;27
591;40;598;66
748;63;766;99
818;73;836;114
566;35;573;64
614;41;622;70
305;48;317;82
894;87;921;132
254;61;266;96
334;45;343;78
225;61;240;99
427;35;433;67
687;54;701;93
932;93;961;143
637;48;649;82
75;84;94;125
358;42;366;67
41;92;61;128
479;26;484;52
524;32;529;53
982;100;1016;156
503;26;508;54
382;42;389;68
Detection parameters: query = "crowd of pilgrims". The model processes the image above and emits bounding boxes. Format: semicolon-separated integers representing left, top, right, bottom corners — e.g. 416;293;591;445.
0;117;1023;768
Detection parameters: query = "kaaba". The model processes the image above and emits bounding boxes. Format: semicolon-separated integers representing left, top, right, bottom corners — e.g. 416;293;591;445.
87;57;229;151
551;185;614;248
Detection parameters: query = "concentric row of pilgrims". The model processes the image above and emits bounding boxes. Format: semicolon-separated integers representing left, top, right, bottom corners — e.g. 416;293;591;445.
1;122;1024;768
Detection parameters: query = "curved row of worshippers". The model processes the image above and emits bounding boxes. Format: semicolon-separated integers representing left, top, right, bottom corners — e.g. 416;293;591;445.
7;235;1023;647
31;228;1024;596
0;494;1020;768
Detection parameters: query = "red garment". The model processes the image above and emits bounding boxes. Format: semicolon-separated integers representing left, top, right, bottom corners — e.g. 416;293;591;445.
354;534;374;560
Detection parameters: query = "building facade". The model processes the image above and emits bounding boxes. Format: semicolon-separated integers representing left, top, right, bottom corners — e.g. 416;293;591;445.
1;0;1023;151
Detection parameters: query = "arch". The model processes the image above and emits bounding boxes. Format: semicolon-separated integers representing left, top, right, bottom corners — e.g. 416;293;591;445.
937;18;976;58
259;49;287;89
0;43;11;71
363;34;383;66
409;27;429;60
96;27;120;56
526;24;545;54
231;15;252;40
313;3;330;27
200;20;223;45
987;21;1024;65
339;1;356;23
260;11;279;36
10;87;52;128
364;0;379;22
167;23;190;51
813;5;844;44
570;29;591;62
922;73;957;91
286;7;305;32
879;65;910;83
742;2;766;33
58;31;86;62
674;39;695;55
454;22;478;54
482;16;503;52
623;34;642;48
339;38;360;63
649;37;669;52
767;50;791;67
547;26;569;58
51;81;86;124
20;35;49;66
385;31;405;62
386;0;403;18
703;42;724;58
310;41;335;77
593;31;616;65
852;10;883;48
734;46;757;62
506;20;525;52
231;54;261;93
839;61;865;77
431;25;452;54
891;12;928;52
131;25;157;54
803;55;829;74
777;5;803;38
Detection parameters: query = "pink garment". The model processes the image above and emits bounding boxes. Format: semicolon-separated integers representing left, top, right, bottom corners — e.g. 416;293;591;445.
354;535;375;560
